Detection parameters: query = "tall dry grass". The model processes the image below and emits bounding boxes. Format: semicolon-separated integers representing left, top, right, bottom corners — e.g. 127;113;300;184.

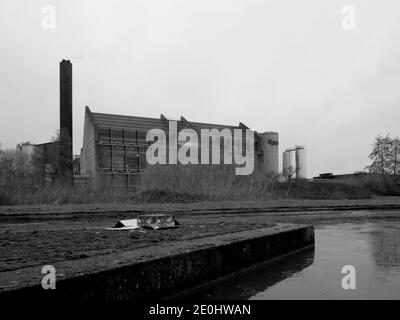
0;178;135;205
138;164;372;201
3;165;400;206
138;164;278;201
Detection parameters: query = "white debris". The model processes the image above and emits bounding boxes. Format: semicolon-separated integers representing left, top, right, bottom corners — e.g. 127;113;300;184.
106;219;139;230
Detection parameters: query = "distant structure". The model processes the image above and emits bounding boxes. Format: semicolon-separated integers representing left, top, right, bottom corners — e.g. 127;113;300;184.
282;145;306;179
313;172;367;180
80;107;279;187
15;141;59;180
16;143;36;169
35;141;59;170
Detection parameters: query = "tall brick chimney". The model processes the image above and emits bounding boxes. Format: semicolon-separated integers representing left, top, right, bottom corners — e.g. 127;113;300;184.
59;59;73;181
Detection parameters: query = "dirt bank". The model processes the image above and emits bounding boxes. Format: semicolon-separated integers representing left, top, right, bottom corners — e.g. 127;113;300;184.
1;197;400;220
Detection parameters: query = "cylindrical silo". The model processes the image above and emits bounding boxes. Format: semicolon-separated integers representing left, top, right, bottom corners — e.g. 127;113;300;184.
260;132;279;174
282;151;290;174
295;146;307;179
283;150;296;178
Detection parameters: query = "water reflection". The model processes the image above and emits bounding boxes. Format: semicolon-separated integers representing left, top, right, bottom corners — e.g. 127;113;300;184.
185;247;315;300
184;221;400;300
368;223;400;268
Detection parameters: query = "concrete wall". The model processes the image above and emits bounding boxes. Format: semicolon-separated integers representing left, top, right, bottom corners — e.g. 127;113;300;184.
80;107;97;185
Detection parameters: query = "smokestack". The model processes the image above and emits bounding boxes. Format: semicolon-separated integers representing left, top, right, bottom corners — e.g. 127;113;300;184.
59;59;73;181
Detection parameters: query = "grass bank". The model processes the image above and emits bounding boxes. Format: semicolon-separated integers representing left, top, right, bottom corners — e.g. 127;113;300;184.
3;165;399;205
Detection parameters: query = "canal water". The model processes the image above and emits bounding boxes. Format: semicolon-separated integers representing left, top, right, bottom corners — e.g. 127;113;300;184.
186;220;400;299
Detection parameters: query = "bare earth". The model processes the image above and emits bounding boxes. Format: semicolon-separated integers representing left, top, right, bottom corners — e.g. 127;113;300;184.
1;197;400;292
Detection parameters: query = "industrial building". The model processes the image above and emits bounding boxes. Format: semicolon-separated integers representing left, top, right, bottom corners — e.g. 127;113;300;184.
13;59;280;187
80;107;279;187
282;145;307;179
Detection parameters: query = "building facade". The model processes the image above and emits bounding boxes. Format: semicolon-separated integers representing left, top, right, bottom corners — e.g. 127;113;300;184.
80;106;279;187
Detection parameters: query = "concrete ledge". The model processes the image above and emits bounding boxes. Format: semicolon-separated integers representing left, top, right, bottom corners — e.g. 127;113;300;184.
0;224;314;300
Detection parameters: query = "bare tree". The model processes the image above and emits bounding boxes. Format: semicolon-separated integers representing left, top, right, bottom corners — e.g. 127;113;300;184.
367;134;400;174
390;137;400;174
51;129;60;142
283;165;296;181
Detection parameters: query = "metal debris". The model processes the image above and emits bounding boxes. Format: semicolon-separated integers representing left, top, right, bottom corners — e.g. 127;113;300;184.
107;214;179;231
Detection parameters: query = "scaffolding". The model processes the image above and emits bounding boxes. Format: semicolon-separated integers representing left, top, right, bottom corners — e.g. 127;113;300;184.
96;127;150;187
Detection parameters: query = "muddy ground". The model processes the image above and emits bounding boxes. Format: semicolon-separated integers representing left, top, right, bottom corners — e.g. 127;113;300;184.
1;197;400;275
0;220;273;273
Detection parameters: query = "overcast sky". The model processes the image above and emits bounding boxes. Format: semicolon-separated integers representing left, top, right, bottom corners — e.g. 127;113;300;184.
1;0;399;177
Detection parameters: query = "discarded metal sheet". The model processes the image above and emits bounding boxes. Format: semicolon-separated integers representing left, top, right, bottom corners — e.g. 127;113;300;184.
106;219;139;230
107;214;179;230
138;214;179;230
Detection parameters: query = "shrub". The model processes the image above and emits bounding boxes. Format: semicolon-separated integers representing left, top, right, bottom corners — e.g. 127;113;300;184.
0;191;13;206
350;174;400;196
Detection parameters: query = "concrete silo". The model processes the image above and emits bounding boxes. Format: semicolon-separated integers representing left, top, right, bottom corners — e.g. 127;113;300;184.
260;132;279;174
282;151;290;172
295;145;307;179
283;150;295;178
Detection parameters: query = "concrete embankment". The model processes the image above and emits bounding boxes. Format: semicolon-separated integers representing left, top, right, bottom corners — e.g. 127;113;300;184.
0;224;314;300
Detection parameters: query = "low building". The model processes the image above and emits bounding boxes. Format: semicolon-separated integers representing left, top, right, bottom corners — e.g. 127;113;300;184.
313;172;369;180
15;141;59;182
34;141;59;173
